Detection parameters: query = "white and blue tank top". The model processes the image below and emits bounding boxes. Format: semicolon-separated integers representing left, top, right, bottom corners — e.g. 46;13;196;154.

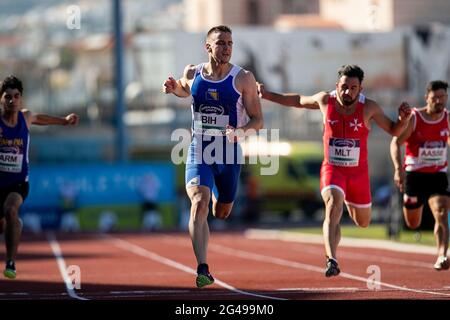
0;111;29;187
190;63;249;138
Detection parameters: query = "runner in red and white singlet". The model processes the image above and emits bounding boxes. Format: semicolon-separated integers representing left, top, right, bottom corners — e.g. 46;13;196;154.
321;90;371;207
391;80;450;271
258;65;411;277
404;108;448;173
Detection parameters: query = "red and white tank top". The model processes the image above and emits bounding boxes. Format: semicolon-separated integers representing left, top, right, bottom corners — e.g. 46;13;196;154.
404;108;449;173
323;91;369;173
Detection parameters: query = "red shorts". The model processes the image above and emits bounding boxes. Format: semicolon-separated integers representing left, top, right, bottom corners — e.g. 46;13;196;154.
320;164;371;207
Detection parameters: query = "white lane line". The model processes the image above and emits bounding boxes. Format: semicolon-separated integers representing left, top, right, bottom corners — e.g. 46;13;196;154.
161;235;433;269
109;290;191;294
291;244;433;269
245;229;438;255
277;287;360;292
244;228;435;268
209;243;450;298
107;236;287;301
47;233;88;301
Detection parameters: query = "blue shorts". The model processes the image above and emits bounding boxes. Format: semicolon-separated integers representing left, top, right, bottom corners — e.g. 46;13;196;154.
185;139;242;204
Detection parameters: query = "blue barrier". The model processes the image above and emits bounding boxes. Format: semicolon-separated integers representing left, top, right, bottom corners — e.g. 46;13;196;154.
22;162;175;209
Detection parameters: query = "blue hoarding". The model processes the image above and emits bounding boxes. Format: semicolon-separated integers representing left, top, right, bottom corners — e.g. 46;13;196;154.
23;162;175;209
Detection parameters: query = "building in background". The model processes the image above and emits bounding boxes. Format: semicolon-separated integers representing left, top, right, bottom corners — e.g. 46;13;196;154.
320;0;450;32
184;0;450;32
183;0;319;31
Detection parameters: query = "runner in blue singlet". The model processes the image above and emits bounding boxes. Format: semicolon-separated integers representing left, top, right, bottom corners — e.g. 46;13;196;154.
163;26;263;288
0;75;79;279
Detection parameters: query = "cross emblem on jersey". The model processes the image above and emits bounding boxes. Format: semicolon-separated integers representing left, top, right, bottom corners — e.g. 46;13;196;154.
327;119;339;125
349;118;363;131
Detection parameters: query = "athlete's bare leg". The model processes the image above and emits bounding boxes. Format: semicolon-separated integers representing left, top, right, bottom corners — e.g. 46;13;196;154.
428;195;449;258
186;186;211;265
211;194;233;220
403;206;423;229
322;188;345;260
346;205;371;228
4;193;23;262
0;218;5;234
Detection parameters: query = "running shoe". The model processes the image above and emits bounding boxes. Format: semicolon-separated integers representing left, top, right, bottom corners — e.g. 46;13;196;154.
434;256;450;271
196;263;214;288
4;260;16;279
325;258;340;277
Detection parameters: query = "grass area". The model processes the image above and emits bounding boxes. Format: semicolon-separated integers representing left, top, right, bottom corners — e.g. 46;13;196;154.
77;203;176;231
287;224;437;247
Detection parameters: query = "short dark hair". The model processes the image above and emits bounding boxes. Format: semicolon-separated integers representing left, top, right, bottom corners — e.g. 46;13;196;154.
0;75;23;96
426;80;448;93
206;25;232;39
337;65;364;83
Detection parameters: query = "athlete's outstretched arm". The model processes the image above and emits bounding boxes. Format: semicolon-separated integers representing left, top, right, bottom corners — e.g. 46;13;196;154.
22;109;79;127
162;64;196;98
389;116;414;192
371;101;411;136
256;82;320;109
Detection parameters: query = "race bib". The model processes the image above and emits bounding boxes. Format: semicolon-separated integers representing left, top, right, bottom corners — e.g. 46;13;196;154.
193;105;229;136
328;138;360;167
418;141;447;165
0;152;23;173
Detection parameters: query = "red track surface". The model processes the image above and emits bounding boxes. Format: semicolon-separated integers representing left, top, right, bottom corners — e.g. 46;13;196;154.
0;231;449;300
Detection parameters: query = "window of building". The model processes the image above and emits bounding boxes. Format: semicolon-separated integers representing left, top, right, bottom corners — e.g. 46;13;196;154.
247;0;260;25
282;0;311;14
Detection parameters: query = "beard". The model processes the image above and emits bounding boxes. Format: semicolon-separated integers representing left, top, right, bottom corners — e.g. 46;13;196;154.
341;94;357;106
431;103;445;113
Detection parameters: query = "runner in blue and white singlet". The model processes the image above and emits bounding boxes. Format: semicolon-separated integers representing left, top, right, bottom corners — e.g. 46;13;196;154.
0;75;79;279
0;110;30;189
186;63;249;203
163;25;263;288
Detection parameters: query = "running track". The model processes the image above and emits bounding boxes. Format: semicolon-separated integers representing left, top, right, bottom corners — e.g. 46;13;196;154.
0;230;449;300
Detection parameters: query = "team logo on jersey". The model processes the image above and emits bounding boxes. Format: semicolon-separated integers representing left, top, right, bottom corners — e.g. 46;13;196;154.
422;141;445;148
330;138;359;148
206;88;219;101
327;119;339;125
440;129;449;137
403;194;418;205
0;146;20;153
349;118;363;132
199;104;224;115
187;176;200;187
